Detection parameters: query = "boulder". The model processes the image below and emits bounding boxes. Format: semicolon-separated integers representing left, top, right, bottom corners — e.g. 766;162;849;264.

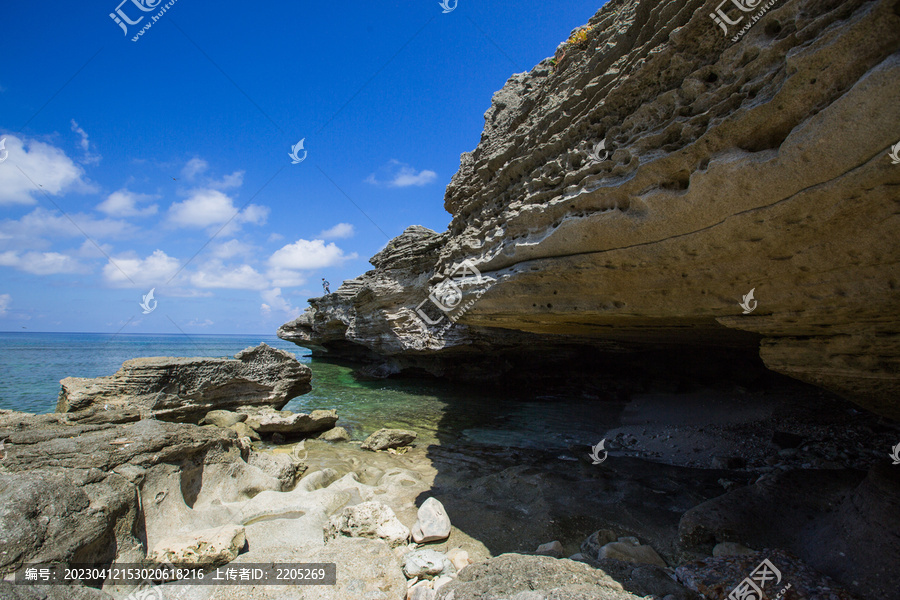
598;540;666;568
361;428;417;451
402;549;455;580
411;497;451;543
535;540;563;558
241;407;338;435
57;344;311;423
446;548;471;572
408;579;436;600
229;421;260;441
434;553;641;600
200;409;246;428
580;529;618;560
318;426;351;442
247;450;306;491
324;501;410;548
147;525;246;568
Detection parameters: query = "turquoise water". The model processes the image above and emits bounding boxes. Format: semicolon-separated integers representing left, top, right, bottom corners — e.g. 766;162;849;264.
0;332;615;449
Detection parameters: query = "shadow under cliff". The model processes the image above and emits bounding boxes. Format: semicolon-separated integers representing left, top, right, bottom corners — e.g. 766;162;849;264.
371;342;900;600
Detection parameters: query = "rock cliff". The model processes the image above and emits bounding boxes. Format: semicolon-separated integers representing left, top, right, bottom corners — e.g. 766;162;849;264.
280;0;900;418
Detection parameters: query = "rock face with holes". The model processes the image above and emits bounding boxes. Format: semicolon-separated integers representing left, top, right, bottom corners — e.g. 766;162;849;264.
57;343;312;423
280;0;900;418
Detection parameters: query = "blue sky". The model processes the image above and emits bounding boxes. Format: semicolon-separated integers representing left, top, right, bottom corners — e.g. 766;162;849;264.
1;0;604;334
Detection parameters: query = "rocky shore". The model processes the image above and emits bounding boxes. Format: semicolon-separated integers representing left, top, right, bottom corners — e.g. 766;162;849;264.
3;351;897;599
3;0;900;598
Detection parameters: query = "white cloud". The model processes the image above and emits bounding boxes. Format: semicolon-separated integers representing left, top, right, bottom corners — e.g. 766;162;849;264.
268;239;357;271
211;171;244;190
0;208;138;252
0;250;86;275
0;294;10;316
102;249;182;288
167;189;268;232
365;160;437;188
319;222;355;239
74;239;113;259
181;158;208;180
0;135;93;205
186;318;214;327
70;120;101;165
266;267;306;288
97;189;159;217
189;262;268;290
268;232;284;243
261;288;301;317
209;239;255;260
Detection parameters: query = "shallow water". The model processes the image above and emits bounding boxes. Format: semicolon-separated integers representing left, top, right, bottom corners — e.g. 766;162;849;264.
0;332;616;450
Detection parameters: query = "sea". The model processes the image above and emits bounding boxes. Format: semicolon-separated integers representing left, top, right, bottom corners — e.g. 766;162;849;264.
0;332;613;450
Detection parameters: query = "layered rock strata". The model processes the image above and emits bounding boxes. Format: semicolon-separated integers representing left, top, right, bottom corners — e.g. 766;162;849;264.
280;0;900;418
57;343;311;423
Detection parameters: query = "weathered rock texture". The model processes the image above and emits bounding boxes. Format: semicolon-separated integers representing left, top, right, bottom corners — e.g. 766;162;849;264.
280;0;900;418
57;344;311;423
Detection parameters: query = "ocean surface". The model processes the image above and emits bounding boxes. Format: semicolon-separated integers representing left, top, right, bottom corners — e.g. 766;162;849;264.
0;332;614;449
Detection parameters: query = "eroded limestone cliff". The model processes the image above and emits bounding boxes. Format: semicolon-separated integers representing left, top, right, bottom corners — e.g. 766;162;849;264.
280;0;900;418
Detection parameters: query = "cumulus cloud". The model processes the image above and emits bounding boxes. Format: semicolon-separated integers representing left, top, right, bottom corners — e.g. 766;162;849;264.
365;160;437;188
70;120;101;164
0;294;10;316
181;158;208;180
97;189;159;217
167;189;268;232
0;135;94;205
319;222;355;239
268;239;357;271
0;208;138;252
102;249;182;288
0;250;86;275
189;262;268;290
261;288;301;317
209;239;255;260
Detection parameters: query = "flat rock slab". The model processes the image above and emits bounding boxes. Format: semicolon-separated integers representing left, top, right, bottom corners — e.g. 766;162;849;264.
240;407;337;435
57;343;311;424
148;525;246;568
